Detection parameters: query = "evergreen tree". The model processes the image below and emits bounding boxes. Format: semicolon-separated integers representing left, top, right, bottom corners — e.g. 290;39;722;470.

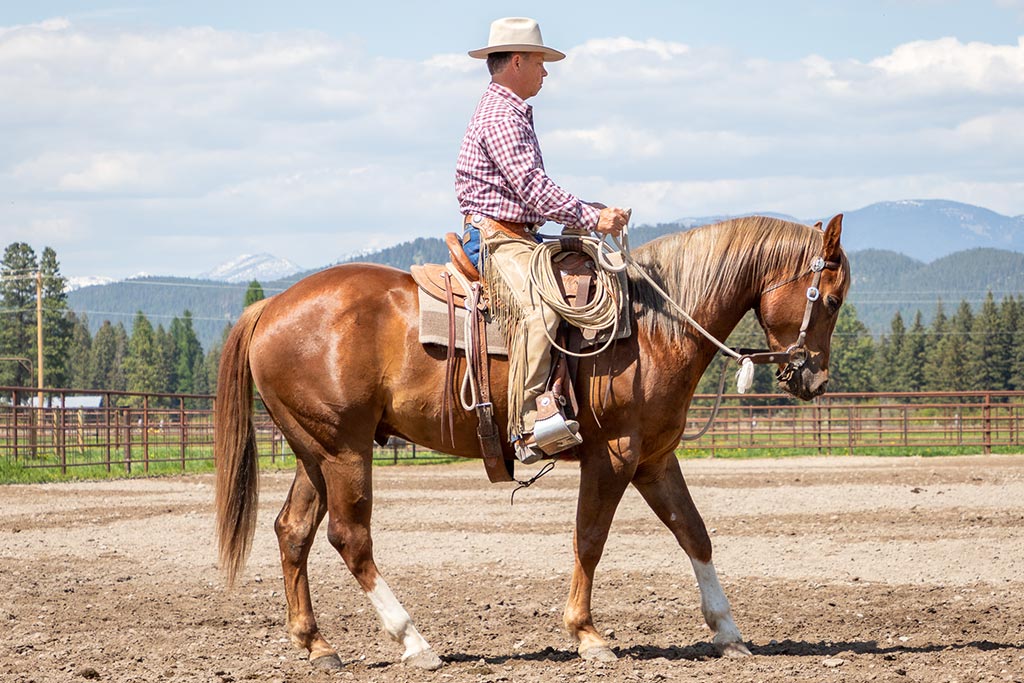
67;312;93;390
997;295;1020;390
39;247;73;389
244;280;265;307
829;304;876;392
922;301;949;391
89;321;129;391
154;323;177;397
966;292;1003;390
933;300;973;392
896;311;927;392
1011;296;1024;391
170;311;203;394
875;311;905;392
124;312;162;401
0;242;38;389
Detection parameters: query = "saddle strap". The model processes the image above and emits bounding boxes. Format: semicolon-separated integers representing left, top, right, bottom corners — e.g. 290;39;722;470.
441;272;457;446
564;273;592;417
471;287;513;483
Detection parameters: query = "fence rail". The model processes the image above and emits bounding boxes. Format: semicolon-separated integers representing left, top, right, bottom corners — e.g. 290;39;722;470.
1;387;1022;475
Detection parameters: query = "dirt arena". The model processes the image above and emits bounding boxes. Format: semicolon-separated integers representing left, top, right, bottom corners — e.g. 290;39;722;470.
1;455;1022;683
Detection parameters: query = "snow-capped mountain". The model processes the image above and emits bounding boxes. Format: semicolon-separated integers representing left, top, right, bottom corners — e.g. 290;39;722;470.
198;253;302;283
66;275;117;291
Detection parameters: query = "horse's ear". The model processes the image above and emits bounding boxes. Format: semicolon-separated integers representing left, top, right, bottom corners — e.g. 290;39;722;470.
823;214;843;260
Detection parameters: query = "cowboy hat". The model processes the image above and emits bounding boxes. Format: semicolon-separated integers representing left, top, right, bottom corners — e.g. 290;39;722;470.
468;17;565;62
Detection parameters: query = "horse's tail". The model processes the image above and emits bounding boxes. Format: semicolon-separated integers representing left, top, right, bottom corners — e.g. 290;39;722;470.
214;298;271;587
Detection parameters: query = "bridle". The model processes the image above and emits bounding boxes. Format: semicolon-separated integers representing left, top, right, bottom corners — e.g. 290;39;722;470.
742;255;842;382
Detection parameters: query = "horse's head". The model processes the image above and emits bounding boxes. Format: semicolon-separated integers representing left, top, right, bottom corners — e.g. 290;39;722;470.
756;214;849;401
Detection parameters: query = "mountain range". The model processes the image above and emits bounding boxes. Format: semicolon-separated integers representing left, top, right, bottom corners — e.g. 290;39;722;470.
65;199;1024;349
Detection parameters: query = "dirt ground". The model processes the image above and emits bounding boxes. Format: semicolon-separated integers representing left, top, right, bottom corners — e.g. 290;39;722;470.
1;454;1022;683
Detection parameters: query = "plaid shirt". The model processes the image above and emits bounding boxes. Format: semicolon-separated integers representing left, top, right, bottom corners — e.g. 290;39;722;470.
456;82;600;231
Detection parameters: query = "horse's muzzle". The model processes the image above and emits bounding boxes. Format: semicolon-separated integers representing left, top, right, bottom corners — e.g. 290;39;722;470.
776;350;828;401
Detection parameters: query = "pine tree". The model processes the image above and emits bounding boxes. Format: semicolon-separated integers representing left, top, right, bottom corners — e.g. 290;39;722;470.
876;311;905;392
828;304;876;392
922;301;948;391
124;312;162;401
39;247;73;389
0;242;38;389
966;292;1003;390
896;311;927;392
1011;296;1024;391
67;312;93;390
154;323;177;398
170;311;203;394
244;280;265;307
934;300;973;392
997;295;1020;390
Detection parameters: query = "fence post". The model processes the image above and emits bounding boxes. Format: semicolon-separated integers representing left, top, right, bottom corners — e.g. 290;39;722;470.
179;396;187;471
11;390;18;462
59;392;67;475
124;408;132;474
105;394;112;473
983;393;992;455
142;395;150;473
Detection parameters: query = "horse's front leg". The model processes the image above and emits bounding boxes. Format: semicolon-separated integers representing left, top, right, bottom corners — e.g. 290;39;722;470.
563;438;638;662
632;456;751;657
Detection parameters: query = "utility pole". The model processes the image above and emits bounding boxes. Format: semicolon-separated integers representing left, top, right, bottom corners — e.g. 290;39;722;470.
36;270;43;408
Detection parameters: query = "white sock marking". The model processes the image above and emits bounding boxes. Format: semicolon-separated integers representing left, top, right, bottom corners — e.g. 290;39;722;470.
690;558;744;645
365;577;432;660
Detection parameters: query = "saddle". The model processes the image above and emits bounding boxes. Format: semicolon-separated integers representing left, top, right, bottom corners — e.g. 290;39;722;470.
411;232;617;484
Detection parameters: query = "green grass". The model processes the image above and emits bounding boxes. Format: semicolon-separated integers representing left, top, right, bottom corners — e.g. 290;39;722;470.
0;448;462;484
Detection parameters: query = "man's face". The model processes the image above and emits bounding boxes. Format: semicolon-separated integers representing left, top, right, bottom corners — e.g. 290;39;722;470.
514;52;548;99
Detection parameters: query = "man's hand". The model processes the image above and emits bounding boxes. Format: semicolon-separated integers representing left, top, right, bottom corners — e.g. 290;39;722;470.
595;207;631;237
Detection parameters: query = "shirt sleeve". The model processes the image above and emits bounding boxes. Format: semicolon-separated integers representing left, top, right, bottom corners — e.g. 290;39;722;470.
480;116;601;231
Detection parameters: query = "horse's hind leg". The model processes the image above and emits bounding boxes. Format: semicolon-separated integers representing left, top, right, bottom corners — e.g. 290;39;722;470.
321;453;442;671
274;456;341;669
632;457;751;657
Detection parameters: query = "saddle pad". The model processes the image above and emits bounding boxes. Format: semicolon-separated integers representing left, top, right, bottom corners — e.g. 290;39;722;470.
417;278;633;356
418;289;508;355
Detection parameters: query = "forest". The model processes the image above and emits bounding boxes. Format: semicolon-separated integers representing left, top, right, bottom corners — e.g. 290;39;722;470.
3;241;1024;402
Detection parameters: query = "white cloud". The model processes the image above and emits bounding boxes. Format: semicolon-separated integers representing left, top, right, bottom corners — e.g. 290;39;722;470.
1;18;1022;278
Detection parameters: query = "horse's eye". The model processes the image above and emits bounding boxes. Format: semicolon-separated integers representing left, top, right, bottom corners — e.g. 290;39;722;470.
826;296;841;314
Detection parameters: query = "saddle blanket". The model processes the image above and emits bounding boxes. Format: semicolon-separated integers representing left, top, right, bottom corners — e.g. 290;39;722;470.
417;287;632;356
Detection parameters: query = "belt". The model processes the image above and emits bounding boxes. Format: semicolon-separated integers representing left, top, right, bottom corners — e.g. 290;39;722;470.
463;214;536;240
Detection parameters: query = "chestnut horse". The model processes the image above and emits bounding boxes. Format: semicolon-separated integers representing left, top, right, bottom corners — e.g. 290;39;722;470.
215;215;849;671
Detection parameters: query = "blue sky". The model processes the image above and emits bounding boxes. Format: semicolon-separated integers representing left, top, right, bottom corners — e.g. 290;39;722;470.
3;1;1024;279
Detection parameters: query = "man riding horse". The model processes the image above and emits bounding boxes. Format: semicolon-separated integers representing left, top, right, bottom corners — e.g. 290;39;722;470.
456;17;632;464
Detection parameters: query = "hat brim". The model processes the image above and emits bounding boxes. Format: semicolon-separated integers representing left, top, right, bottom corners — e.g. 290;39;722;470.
468;44;566;61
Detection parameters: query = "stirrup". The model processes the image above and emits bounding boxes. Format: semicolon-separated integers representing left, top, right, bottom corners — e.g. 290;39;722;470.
533;413;582;455
514;438;546;465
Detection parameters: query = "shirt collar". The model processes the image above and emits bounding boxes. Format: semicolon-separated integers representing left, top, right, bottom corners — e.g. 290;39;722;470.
487;81;532;118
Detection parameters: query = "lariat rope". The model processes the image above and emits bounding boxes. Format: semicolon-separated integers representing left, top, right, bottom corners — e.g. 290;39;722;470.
527;225;755;393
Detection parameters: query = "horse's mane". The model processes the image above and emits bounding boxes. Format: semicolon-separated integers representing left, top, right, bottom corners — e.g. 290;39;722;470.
628;216;848;342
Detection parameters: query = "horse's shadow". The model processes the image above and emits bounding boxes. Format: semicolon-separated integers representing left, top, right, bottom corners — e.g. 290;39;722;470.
438;638;1023;666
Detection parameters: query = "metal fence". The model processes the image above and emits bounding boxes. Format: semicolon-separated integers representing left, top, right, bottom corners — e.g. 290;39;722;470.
1;387;1022;475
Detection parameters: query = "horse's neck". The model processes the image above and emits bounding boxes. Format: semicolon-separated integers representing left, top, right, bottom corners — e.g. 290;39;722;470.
651;275;759;397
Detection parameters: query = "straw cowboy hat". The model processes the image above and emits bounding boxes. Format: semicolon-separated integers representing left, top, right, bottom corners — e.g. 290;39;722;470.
468;17;566;62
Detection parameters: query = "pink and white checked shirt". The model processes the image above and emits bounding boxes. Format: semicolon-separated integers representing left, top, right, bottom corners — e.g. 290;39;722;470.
456;82;600;231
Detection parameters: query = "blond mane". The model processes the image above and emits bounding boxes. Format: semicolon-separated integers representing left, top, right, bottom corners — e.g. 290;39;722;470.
628;216;848;342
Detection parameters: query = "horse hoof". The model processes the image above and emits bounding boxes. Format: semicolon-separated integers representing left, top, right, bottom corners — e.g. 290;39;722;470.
717;641;752;658
310;653;344;671
404;649;443;671
580;645;618;662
